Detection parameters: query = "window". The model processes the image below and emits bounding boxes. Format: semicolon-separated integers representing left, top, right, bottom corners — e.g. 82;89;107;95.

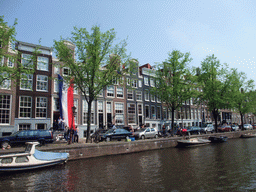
98;101;103;113
151;106;156;119
53;98;59;111
127;89;133;100
107;86;114;97
36;97;47;118
157;106;161;119
127;103;136;124
151;94;155;102
163;108;167;119
7;58;14;68
36;75;48;91
132;80;137;88
54;78;58;93
98;89;103;97
144;90;149;101
0;73;11;89
19;96;32;118
116;87;124;98
106;102;112;113
21;54;33;68
145;105;150;118
15;156;29;163
136;91;142;101
54;66;60;74
138;80;142;87
126;78;130;86
37;56;49;71
0;56;4;66
138;104;142;115
19;124;31;131
20;74;33;90
0;95;11;124
74;99;78;124
83;101;94;124
150;78;155;87
144;76;149;86
63;67;70;76
157;96;161;103
115;103;124;125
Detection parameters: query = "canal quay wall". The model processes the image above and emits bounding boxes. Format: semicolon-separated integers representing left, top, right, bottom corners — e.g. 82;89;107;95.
1;130;256;161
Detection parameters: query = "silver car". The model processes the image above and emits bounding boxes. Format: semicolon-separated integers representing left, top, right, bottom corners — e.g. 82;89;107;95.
243;124;253;130
134;128;158;139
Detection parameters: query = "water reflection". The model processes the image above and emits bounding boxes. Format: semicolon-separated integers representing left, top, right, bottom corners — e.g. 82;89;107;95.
1;139;256;191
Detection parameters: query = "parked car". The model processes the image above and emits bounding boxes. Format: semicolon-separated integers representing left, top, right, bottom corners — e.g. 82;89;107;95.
231;125;239;131
91;129;108;142
243;124;253;130
218;125;232;132
0;130;54;149
201;123;214;133
134;128;158;139
187;126;204;135
101;128;133;142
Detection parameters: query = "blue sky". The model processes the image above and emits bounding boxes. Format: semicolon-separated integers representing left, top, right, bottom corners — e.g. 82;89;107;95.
1;0;256;80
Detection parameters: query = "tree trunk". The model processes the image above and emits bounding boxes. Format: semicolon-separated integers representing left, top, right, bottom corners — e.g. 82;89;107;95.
86;100;92;143
171;107;175;136
213;109;218;133
240;112;244;130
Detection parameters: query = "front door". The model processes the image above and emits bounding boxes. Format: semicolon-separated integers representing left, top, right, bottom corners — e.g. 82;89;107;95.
107;113;112;128
99;113;103;129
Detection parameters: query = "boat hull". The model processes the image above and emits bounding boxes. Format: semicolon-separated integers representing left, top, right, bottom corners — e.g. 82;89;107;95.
240;134;256;138
177;138;211;147
209;136;228;143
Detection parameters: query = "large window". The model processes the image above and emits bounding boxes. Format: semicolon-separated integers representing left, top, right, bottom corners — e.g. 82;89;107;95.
36;75;48;91
19;124;31;130
151;106;156;119
145;105;149;118
53;98;59;111
0;95;11;124
98;101;103;113
36;97;47;118
0;56;4;66
144;90;149;101
21;54;33;68
127;103;136;124
116;87;124;98
37;56;49;71
132;80;137;88
136;91;142;101
144;76;149;86
150;78;155;87
54;78;58;93
83;101;94;124
74;99;78;124
115;103;124;125
107;86;114;97
20;74;33;90
157;106;161;119
127;89;133;100
0;73;11;89
138;104;142;115
7;58;14;68
19;96;32;118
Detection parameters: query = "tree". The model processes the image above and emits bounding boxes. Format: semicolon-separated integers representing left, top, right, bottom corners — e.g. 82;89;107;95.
197;54;233;132
229;68;255;129
152;50;195;133
0;16;38;87
54;26;130;143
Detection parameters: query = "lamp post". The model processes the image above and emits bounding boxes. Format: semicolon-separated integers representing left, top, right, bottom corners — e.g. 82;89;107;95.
68;106;76;144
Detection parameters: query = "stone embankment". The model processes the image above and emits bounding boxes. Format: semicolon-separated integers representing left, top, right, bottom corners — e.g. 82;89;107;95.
1;130;256;161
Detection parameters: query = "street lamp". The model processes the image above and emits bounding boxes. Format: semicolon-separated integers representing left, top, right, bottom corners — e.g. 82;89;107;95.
68;106;76;144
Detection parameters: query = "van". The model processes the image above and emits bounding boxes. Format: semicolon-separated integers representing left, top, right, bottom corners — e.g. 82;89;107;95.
0;130;53;149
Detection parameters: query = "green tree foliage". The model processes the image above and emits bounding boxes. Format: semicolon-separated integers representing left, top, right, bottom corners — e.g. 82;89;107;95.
152;50;195;132
197;54;233;132
229;68;255;129
54;26;130;143
0;16;38;87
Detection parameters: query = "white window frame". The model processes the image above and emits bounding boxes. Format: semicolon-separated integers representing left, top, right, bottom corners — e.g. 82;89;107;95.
53;98;60;111
107;86;115;97
115;102;124;125
21;54;33;69
0;73;11;90
54;78;58;93
7;57;14;68
37;56;49;71
150;78;155;87
0;56;4;66
0;95;11;124
151;106;156;119
127;89;133;100
132;79;137;88
36;97;47;118
116;87;124;98
19;96;32;118
36;75;48;92
145;105;150;118
138;80;142;87
20;74;33;91
157;106;161;119
144;89;149;101
82;100;95;125
144;76;149;86
127;103;136;125
136;91;142;101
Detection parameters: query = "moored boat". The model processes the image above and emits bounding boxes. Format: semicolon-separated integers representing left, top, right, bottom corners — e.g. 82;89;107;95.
240;133;256;138
176;137;211;147
0;142;69;172
208;136;228;143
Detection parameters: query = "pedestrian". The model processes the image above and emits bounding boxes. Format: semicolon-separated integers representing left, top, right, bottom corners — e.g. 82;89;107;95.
58;116;62;130
74;126;79;143
162;125;167;137
112;123;116;129
53;119;58;130
62;117;66;130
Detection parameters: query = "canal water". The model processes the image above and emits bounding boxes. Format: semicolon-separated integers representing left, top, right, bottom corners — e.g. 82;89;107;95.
1;138;256;192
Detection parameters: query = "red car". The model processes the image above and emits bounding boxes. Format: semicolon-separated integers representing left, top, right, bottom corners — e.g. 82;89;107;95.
218;125;232;132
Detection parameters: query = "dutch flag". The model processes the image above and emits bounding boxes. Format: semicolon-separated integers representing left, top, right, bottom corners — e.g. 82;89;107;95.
58;74;75;129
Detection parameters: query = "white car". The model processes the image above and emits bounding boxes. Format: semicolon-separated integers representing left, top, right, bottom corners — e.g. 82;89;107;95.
134;128;158;139
231;125;239;131
243;124;253;130
202;124;214;133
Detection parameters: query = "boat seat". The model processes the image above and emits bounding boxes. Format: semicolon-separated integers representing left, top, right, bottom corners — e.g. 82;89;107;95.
33;149;69;161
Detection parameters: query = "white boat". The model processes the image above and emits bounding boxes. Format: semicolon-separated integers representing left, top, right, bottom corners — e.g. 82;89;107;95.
240;133;256;138
177;137;211;147
0;142;69;172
